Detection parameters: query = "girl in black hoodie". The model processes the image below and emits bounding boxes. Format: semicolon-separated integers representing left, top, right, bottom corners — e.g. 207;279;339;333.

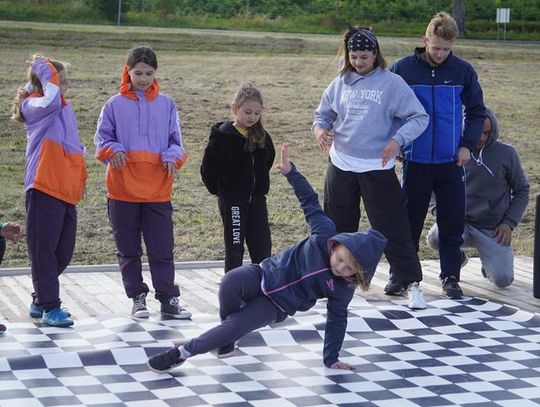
201;83;275;272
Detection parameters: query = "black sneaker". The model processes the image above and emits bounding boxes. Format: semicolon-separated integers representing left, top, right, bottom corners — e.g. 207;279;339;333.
147;347;185;373
441;276;463;299
217;342;236;359
384;279;406;296
132;292;149;318
161;297;192;319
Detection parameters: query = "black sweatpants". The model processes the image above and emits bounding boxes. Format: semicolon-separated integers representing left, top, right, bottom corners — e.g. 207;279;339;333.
324;162;422;284
402;161;465;280
184;264;283;356
218;194;271;272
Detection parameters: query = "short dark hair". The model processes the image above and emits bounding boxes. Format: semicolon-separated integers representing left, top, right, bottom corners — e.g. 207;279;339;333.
126;46;158;70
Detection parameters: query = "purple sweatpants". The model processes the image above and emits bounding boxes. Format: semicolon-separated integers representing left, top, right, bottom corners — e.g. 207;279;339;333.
25;189;76;312
107;199;180;302
184;264;285;356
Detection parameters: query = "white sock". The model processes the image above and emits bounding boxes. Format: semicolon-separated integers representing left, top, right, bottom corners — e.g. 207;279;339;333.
178;345;191;360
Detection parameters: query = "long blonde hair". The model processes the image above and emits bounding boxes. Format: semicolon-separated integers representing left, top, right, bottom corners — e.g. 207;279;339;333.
233;82;267;152
11;55;65;123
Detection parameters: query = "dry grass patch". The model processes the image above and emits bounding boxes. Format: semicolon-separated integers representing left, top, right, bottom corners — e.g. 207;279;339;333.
0;22;538;268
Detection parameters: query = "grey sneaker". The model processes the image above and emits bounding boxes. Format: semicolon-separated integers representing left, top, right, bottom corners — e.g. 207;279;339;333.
147;347;185;373
132;292;149;318
161;297;192;319
384;279;406;296
442;276;464;299
217;342;236;359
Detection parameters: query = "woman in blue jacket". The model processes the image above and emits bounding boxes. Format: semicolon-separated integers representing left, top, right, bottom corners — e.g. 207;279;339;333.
147;144;387;372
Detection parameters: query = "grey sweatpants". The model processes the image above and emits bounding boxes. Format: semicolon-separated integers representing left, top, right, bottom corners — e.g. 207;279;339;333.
427;223;514;287
184;264;284;356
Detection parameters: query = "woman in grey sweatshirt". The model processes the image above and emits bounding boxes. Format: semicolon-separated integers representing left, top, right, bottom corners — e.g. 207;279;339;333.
312;26;429;309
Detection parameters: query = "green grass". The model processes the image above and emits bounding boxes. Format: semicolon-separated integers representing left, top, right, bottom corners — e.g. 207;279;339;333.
0;21;539;268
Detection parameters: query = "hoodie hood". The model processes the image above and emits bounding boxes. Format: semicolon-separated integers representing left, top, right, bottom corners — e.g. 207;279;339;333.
484;105;499;148
327;229;387;282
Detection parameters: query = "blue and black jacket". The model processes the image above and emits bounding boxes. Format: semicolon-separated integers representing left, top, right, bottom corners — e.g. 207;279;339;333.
390;48;485;164
260;165;386;367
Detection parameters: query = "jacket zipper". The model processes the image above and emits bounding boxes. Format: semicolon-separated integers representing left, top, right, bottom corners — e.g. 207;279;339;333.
431;68;436;161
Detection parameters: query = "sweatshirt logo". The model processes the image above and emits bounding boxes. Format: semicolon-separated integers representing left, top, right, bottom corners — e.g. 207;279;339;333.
342;89;383;105
326;279;335;291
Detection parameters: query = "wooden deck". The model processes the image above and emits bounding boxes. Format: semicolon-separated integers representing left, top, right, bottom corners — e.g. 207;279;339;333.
0;256;539;322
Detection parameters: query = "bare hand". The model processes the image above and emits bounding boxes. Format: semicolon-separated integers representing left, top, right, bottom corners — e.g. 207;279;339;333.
382;139;400;167
314;126;334;152
277;143;292;175
457;146;471;166
331;360;355;370
164;162;177;178
493;223;512;246
1;223;24;243
111;152;128;170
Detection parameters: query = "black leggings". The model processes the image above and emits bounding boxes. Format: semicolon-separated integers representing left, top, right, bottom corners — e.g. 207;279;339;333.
324;162;422;284
218;194;271;272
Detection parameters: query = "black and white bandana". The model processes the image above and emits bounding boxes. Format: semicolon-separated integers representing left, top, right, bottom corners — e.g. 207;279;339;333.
347;29;377;52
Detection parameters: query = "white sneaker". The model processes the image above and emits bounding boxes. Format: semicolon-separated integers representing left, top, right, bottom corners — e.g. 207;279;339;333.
408;282;426;310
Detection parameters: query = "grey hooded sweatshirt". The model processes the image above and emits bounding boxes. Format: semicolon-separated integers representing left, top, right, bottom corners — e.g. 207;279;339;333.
465;106;529;230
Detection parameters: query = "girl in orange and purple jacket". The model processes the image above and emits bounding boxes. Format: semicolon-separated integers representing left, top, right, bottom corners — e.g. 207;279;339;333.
12;55;88;327
94;46;190;320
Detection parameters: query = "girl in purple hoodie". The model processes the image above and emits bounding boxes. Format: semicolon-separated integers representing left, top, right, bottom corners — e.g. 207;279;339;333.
12;55;87;327
95;46;190;320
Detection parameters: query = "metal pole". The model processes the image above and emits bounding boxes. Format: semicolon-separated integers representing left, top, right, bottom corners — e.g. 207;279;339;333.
534;194;540;298
117;0;122;26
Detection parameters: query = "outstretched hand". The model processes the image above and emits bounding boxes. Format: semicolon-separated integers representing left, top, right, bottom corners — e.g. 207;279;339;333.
277;143;292;176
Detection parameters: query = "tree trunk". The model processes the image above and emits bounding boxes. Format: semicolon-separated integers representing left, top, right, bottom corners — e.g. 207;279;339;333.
453;0;466;36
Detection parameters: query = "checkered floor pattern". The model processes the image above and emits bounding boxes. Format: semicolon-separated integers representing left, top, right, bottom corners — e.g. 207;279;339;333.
1;296;540;407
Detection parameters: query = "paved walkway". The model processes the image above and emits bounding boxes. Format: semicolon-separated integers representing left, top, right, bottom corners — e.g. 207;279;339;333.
1;256;538;322
1;257;540;407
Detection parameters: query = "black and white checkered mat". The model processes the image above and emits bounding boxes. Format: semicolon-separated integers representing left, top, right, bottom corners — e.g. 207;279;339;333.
1;296;540;406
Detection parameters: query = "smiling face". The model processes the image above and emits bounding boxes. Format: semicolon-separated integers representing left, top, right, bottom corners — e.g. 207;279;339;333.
232;99;263;129
330;244;364;279
348;50;377;76
128;62;156;92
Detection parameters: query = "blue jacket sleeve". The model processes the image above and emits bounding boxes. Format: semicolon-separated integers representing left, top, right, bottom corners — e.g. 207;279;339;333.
285;164;336;237
461;66;486;151
323;288;354;367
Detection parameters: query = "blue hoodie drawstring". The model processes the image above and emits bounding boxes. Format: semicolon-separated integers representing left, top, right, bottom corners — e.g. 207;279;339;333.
471;146;494;176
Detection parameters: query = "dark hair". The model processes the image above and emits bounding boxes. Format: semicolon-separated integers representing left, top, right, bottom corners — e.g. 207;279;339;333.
338;25;387;76
126;46;158;70
233;82;267;151
11;55;66;122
